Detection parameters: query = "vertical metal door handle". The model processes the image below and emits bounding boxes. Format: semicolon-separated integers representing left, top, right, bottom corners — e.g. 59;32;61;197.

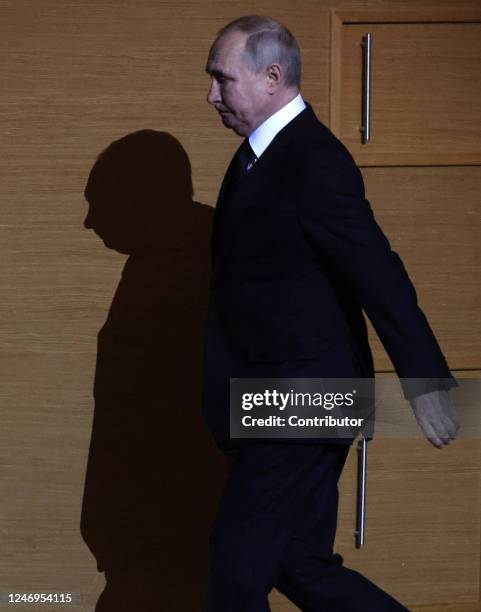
361;33;372;144
355;436;367;548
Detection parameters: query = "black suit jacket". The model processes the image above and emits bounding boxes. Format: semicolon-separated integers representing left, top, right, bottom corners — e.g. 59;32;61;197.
202;103;455;449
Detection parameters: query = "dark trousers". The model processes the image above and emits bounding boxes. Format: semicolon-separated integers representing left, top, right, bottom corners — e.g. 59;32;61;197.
207;442;409;611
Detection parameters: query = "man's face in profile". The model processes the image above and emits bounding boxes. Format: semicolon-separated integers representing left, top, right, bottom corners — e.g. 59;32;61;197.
206;31;271;137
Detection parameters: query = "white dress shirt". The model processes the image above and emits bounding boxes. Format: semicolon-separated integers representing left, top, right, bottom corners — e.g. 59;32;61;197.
248;93;306;159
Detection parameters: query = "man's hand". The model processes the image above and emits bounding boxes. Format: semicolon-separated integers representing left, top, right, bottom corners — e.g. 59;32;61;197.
410;390;460;448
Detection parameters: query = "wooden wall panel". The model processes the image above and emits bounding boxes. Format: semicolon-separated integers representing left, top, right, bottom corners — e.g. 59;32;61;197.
1;1;480;610
361;166;481;372
335;20;481;165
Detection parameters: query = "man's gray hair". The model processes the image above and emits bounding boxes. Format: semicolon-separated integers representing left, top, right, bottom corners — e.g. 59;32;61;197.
212;15;302;88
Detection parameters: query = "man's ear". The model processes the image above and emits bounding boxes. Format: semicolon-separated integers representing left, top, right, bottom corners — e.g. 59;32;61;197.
266;63;282;93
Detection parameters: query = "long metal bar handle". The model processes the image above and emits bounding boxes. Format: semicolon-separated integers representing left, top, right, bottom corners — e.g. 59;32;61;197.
360;33;372;144
355;435;367;548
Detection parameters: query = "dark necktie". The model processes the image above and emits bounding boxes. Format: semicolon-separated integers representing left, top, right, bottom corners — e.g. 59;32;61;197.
228;139;257;191
212;140;257;258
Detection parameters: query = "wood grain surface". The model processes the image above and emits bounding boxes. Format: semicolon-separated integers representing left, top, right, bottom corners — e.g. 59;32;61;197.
1;1;480;609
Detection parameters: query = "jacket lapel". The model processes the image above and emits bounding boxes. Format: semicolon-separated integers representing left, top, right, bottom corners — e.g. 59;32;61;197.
211;104;318;262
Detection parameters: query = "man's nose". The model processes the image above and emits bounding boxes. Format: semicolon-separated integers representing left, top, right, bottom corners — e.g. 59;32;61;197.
207;79;220;105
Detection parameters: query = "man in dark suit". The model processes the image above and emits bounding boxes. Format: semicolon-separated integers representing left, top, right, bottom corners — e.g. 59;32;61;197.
202;15;459;611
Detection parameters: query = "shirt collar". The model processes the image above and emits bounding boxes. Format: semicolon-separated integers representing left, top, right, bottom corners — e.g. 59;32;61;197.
248;93;306;159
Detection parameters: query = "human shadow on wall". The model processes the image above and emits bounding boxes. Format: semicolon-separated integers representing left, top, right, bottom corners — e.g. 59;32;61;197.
80;130;225;611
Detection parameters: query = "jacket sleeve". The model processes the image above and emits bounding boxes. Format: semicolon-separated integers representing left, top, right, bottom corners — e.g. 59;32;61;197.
296;146;457;399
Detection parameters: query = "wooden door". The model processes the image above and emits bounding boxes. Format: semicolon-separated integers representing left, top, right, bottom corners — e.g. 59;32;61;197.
331;15;481;165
